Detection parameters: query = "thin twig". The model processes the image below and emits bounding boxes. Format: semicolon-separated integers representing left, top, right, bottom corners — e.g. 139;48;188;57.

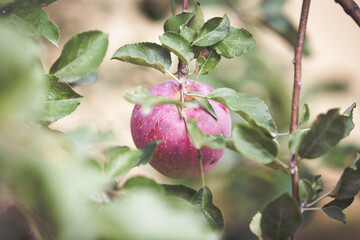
306;190;333;207
335;0;360;27
290;0;311;239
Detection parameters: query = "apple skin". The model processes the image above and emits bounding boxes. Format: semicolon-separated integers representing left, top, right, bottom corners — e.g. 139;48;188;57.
130;80;231;178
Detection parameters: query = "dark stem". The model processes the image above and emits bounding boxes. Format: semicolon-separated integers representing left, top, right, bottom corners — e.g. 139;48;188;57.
335;0;360;27
290;0;311;239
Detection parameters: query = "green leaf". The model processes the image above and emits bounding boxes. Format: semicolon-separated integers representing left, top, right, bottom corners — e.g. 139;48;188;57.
322;198;354;223
187;91;218;119
162;184;197;201
188;1;204;31
249;212;263;240
298;176;323;203
112;42;171;74
180;25;197;43
231;123;278;165
261;193;302;240
163;12;194;33
213;27;255;58
0;1;59;46
312;175;323;196
38;75;83;123
191;186;224;232
299;179;313;203
50;31;108;82
288;129;308;154
105;146;141;179
186;119;226;150
197;49;221;75
137;140;162;165
105;141;161;179
124;86;198;115
330;154;360;199
123;176;163;193
298;106;355;159
207;88;277;136
342;103;356;137
159;32;194;64
193;14;230;47
300;103;310;125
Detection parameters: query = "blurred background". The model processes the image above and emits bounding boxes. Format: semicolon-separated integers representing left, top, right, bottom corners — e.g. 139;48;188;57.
2;0;360;239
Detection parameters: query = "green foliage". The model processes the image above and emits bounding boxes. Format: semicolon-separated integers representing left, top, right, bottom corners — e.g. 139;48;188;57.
197;49;221;75
330;154;360;199
249;212;263;240
191;186;225;232
207;88;277;136
232;123;278;165
299;175;323;203
105;140;161;179
300;103;310;125
0;0;59;46
188;1;204;31
193;14;230;47
0;25;44;126
112;42;171;74
186;119;226;150
322;198;354;223
162;184;197;201
124;86;198;115
163;12;194;33
39;75;83;124
50;30;108;82
159;32;194;64
261;193;302;240
213;27;256;58
298;104;356;158
187;91;218;119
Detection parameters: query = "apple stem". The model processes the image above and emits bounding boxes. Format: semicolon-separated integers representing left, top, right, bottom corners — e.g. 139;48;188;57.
178;60;188;103
198;150;206;188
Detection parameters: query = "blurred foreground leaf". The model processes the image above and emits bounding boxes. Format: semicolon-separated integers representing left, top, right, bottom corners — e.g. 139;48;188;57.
105;140;161;179
125;86;198;115
0;25;44;126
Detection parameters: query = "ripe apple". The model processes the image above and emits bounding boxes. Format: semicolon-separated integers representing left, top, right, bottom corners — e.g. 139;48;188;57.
130;80;231;178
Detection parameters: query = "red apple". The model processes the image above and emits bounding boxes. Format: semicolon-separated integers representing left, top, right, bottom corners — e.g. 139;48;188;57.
130;80;231;178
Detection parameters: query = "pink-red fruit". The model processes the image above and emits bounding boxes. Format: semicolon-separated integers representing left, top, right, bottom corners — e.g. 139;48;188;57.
130;80;231;178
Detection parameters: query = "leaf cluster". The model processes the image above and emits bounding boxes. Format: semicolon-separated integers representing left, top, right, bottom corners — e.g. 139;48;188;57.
112;2;256;78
